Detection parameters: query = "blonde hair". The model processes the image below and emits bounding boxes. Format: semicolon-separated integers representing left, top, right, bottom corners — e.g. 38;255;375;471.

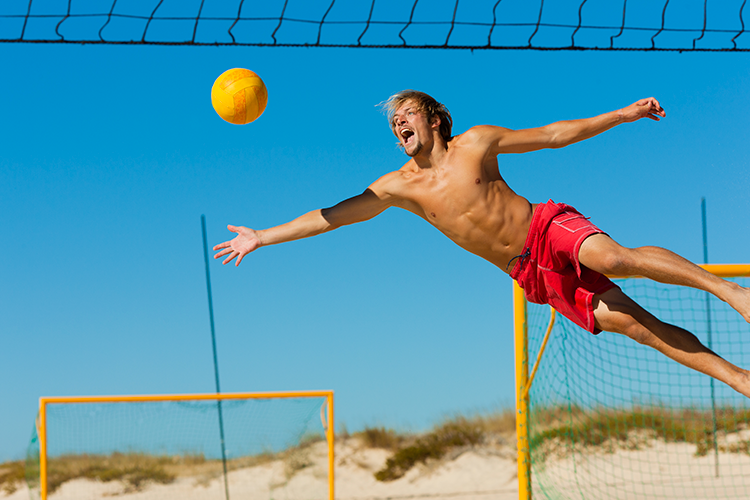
380;90;453;143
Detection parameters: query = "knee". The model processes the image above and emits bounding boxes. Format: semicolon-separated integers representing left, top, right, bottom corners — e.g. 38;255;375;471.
619;318;653;346
600;311;654;346
595;247;635;276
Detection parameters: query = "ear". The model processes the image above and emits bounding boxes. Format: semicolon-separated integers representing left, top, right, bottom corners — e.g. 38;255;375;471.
430;116;441;129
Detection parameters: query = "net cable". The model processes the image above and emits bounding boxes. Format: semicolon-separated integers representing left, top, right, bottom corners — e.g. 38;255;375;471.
3;0;749;51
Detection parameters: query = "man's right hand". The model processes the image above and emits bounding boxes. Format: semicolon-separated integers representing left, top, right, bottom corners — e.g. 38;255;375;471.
213;225;262;266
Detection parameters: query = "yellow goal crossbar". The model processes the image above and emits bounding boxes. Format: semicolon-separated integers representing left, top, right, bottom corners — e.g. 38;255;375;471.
37;390;335;500
513;263;750;500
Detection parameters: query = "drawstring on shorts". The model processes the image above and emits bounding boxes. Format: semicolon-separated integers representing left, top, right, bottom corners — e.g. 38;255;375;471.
507;247;531;272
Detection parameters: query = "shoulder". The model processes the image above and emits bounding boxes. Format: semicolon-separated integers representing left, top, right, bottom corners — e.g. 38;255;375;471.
450;125;512;149
368;165;415;197
458;125;512;143
368;163;431;215
448;126;511;157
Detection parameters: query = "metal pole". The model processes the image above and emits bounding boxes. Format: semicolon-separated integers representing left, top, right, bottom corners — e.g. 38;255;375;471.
702;198;719;478
201;215;231;500
514;281;532;500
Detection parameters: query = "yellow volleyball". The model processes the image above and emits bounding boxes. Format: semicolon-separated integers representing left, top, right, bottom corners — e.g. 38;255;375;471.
211;68;268;125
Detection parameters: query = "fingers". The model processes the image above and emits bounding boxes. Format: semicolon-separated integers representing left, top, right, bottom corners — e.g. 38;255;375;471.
222;251;238;265
632;98;664;122
214;225;252;266
223;250;248;266
213;241;230;252
646;97;666;117
214;247;232;259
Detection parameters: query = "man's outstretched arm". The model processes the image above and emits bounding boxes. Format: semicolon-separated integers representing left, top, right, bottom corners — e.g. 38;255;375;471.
482;97;666;155
213;175;399;266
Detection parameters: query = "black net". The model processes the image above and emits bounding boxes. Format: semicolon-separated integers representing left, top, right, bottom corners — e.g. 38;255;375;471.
2;0;748;51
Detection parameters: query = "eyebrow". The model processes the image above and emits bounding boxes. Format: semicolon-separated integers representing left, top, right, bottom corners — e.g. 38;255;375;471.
392;106;415;124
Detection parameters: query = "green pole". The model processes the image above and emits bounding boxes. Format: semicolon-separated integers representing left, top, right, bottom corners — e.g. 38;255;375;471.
701;198;719;478
201;215;231;499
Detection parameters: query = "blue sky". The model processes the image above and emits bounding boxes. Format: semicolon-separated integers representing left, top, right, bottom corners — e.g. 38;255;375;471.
2;37;750;461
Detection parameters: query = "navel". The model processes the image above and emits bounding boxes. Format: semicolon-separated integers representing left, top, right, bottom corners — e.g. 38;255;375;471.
475;178;481;184
430;212;436;218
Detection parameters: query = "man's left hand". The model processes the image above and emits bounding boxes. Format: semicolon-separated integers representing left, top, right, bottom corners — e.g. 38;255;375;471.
621;97;666;122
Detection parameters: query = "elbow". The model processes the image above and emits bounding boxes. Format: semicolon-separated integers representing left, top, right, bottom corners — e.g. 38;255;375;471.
542;125;566;149
544;137;566;150
320;207;351;231
320;207;340;230
549;132;575;149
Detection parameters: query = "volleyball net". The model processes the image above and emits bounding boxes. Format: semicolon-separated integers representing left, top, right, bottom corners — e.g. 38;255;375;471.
26;391;334;500
2;0;748;52
515;265;750;500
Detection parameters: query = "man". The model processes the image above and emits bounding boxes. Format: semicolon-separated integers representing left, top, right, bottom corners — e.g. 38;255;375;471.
214;90;750;397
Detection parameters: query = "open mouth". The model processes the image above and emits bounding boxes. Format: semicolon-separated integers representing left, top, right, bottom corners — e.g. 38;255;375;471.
400;128;414;145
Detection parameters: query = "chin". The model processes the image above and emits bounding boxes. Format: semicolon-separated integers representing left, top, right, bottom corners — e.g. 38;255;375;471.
405;142;422;157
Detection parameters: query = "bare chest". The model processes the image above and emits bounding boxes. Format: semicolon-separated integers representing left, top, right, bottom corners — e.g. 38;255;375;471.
403;155;502;224
416;174;484;221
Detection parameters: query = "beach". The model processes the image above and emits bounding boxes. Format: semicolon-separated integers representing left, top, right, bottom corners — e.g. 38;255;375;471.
6;431;750;500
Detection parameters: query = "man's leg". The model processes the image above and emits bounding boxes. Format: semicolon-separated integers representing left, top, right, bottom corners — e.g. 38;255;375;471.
593;287;750;397
579;234;750;323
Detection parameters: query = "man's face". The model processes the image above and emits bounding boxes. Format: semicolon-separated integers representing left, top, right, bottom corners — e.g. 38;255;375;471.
392;101;433;157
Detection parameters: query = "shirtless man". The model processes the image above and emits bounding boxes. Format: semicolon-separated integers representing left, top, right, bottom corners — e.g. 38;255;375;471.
214;90;750;397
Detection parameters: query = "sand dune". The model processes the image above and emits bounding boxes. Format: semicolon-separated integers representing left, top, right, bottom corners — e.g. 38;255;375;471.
3;437;518;500
6;435;750;499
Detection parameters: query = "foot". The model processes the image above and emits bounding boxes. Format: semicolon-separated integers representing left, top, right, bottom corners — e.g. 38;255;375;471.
728;370;750;399
724;282;750;324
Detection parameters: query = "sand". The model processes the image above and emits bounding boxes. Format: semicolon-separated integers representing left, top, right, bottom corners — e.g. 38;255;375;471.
2;436;518;500
4;436;750;499
531;439;750;500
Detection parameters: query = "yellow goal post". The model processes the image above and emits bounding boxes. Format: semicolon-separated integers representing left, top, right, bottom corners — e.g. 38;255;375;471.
34;390;335;500
514;264;750;500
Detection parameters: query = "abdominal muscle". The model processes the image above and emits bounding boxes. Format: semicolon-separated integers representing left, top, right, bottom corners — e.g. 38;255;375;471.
411;178;537;273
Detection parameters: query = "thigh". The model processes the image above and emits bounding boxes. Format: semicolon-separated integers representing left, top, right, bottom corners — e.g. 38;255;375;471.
578;233;628;276
592;286;657;335
543;211;603;272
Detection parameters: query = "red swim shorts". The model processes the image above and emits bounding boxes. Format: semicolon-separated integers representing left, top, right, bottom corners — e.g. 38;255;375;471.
509;200;618;334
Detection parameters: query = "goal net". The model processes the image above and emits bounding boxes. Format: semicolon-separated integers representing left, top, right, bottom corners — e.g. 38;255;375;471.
26;391;334;500
515;265;750;500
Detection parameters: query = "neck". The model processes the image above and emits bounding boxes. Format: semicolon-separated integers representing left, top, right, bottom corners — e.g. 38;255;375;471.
412;134;448;169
